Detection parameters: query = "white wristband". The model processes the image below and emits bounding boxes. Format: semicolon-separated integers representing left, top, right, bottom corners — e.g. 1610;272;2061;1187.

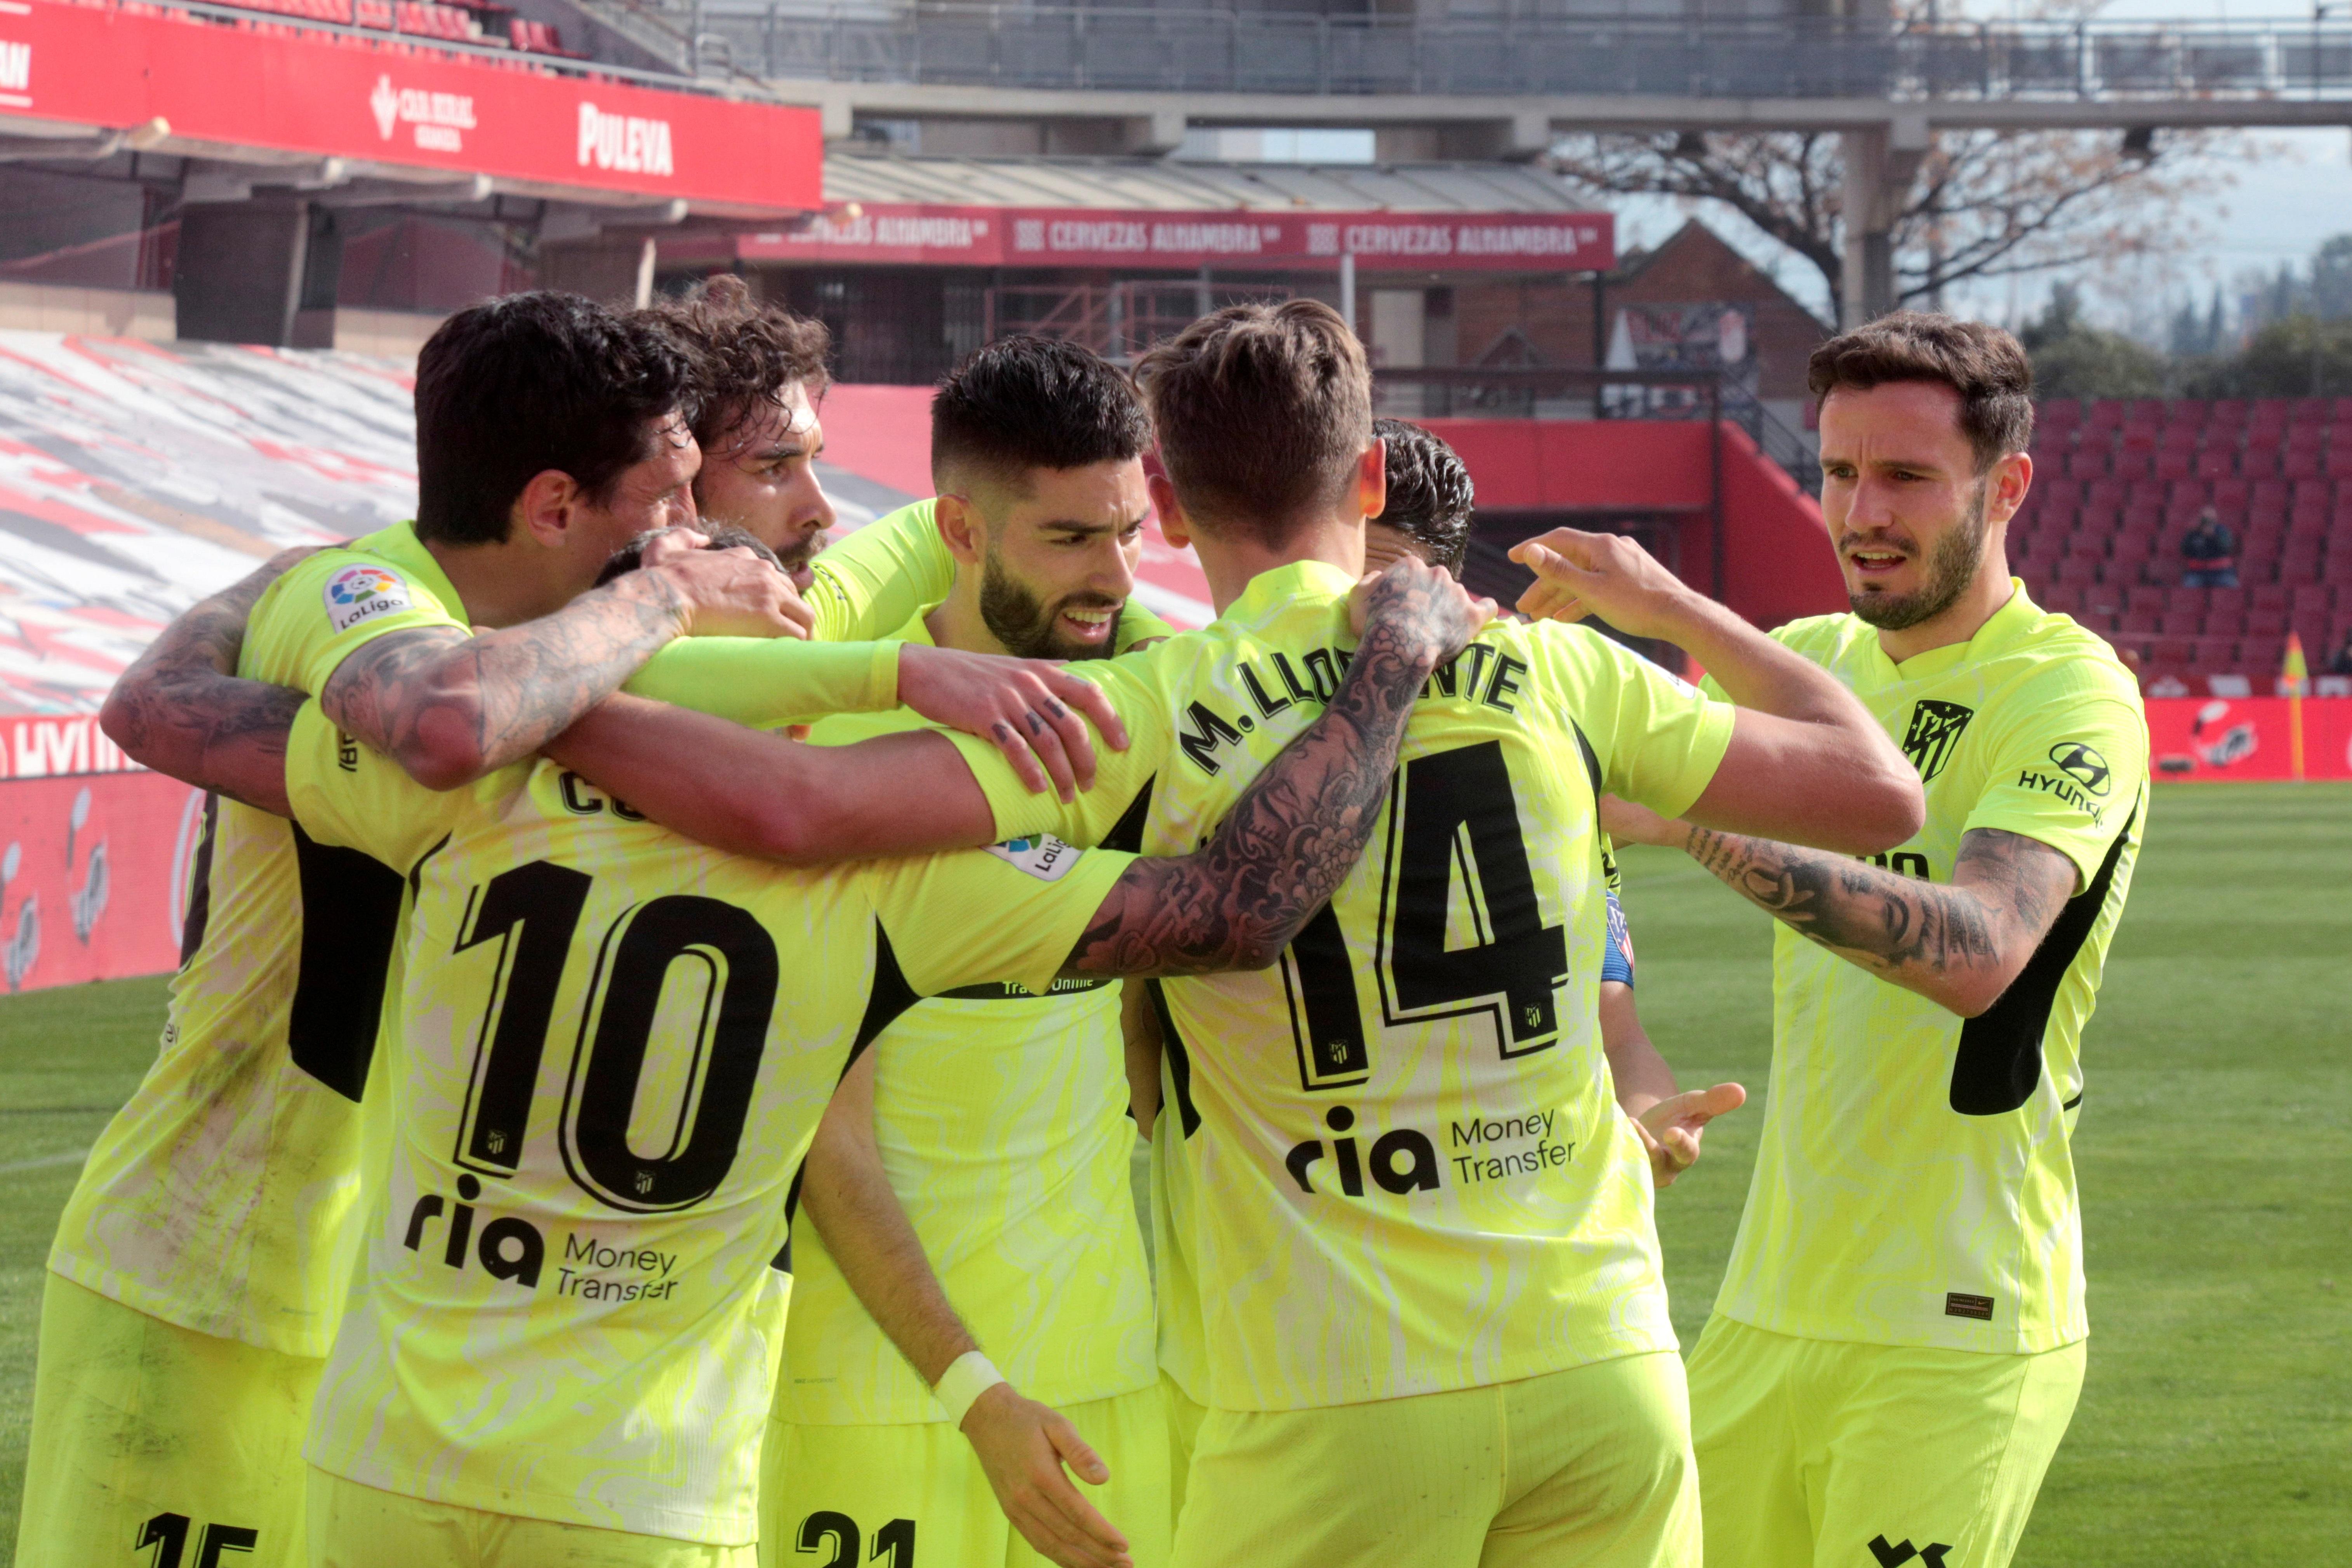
933;1351;1006;1428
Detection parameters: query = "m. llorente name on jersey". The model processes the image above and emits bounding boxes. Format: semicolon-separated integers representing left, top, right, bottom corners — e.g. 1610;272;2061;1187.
400;1174;681;1302
1180;639;1534;774
1285;1104;1573;1196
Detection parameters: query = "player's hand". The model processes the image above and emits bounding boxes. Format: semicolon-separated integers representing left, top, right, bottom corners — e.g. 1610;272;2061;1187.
1507;528;1701;641
896;644;1130;803
1631;1082;1747;1187
961;1384;1134;1568
1599;793;1691;851
639;527;815;640
1351;555;1498;664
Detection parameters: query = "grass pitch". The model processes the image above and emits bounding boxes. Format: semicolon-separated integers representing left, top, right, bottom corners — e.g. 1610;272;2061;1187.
1;782;2345;1563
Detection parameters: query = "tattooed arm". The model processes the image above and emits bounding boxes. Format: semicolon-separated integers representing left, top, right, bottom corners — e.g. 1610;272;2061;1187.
1672;822;2078;1017
99;548;317;814
1063;558;1492;978
321;534;801;790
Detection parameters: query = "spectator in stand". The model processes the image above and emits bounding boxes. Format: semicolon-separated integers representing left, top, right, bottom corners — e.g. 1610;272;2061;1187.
2328;628;2352;678
2180;506;2239;588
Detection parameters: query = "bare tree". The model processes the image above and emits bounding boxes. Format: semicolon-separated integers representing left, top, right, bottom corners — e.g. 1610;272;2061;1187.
1549;127;2236;323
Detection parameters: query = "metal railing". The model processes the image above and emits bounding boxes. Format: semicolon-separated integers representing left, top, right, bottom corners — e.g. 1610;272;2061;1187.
1373;365;1822;496
684;6;2352;99
106;0;764;98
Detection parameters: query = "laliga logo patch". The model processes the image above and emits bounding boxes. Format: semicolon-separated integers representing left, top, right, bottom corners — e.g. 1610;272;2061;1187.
985;834;1080;882
323;563;410;634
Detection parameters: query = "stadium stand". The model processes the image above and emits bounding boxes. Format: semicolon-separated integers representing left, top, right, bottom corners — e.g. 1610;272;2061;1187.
115;0;589;54
2014;396;2352;697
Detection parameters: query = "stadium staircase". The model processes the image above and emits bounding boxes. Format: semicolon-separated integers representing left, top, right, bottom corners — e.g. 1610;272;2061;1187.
2014;396;2352;697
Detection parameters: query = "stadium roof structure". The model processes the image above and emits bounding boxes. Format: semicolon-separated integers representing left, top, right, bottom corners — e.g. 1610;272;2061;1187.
819;149;1593;216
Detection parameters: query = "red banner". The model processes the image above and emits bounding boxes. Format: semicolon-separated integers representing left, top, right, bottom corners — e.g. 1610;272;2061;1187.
2147;696;2352;782
0;0;822;211
736;204;1613;273
0;770;200;993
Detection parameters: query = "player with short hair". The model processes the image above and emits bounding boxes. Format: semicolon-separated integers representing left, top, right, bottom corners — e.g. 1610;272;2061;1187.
221;548;1489;1566
601;299;1921;1568
19;291;810;1568
34;290;1112;1568
1575;312;2149;1568
761;337;1177;1568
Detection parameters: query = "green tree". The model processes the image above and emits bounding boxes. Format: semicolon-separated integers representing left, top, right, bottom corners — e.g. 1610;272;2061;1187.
2232;316;2352;397
2019;283;2170;400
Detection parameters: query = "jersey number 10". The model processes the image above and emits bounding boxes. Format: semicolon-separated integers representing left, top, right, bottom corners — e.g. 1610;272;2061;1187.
446;861;780;1211
1282;741;1569;1090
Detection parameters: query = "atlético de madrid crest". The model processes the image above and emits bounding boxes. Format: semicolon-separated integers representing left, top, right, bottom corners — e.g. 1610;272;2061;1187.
1901;699;1975;782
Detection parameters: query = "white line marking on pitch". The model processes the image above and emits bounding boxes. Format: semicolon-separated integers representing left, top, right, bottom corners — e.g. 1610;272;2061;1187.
0;1146;90;1175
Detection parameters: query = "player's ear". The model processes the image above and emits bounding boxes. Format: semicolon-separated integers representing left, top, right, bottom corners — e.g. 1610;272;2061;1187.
1146;467;1192;551
933;493;985;567
1356;440;1387;525
513;469;581;549
1987;449;2031;525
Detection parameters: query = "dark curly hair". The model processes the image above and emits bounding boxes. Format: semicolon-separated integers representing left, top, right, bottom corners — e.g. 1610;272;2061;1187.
931;335;1152;494
414;290;698;546
640;275;832;457
591;523;783;588
1373;418;1473;576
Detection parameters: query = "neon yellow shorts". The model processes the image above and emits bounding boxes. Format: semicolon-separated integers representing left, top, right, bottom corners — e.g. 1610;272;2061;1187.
1686;1315;2087;1568
1168;1351;1697;1568
306;1469;757;1568
13;1272;318;1568
1160;1374;1207;1524
758;1384;1172;1568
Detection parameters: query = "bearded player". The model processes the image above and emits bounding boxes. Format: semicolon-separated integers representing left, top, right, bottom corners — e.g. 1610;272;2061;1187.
763;338;1177;1568
1565;313;2148;1568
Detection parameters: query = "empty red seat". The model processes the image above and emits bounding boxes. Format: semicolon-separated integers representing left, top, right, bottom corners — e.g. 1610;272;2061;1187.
2118;609;2160;634
2153;638;2197;664
2195;450;2235;480
2239;637;2287;669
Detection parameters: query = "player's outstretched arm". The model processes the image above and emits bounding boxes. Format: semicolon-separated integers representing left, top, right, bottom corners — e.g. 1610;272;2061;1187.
320;529;807;790
1063;558;1494;978
1509;528;1922;855
800;1052;1135;1568
1605;795;2075;1018
99;547;317;814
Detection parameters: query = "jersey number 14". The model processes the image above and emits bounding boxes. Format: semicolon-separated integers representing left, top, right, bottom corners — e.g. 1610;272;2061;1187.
1282;741;1569;1090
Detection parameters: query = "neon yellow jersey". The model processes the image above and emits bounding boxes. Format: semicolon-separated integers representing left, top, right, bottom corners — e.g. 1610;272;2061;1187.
779;607;1161;1426
808;500;957;643
947;561;1737;1413
279;702;1133;1544
1707;583;2149;1355
48;522;464;1355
